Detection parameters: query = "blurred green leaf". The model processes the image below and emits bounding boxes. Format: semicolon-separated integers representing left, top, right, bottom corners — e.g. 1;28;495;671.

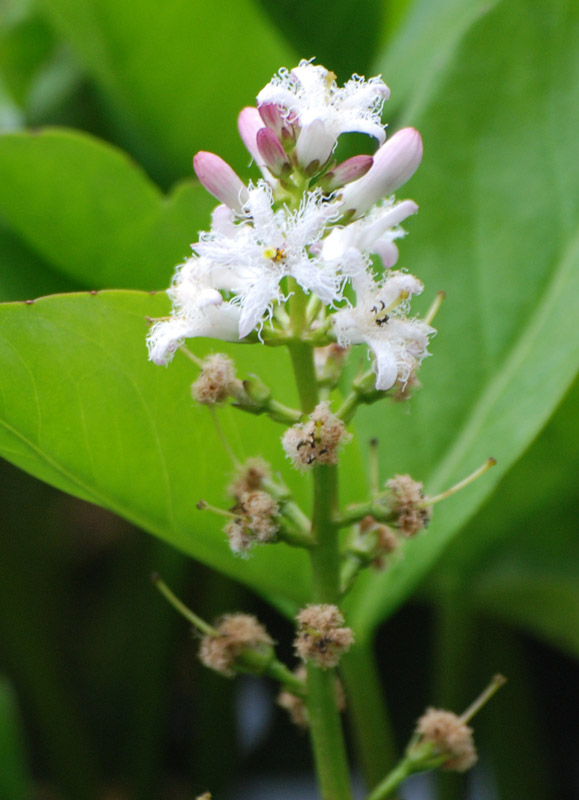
346;0;579;637
373;0;498;122
254;0;385;77
41;0;296;182
0;291;313;606
0;129;214;289
0;679;33;800
429;380;579;659
0;218;81;300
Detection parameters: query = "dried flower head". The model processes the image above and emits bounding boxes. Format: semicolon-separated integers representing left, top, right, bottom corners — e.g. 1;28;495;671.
227;457;271;500
294;604;354;669
386;473;432;536
277;666;346;728
191;353;237;404
199;613;274;677
225;490;280;554
282;402;351;471
360;515;399;569
415;708;478;772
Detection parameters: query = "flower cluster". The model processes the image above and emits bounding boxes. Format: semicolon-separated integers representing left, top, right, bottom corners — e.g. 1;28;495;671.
147;60;434;393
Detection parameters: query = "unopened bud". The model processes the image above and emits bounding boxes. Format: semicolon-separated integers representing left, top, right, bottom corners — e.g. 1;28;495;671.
193;151;249;213
319;154;373;192
256;127;291;177
340;128;423;217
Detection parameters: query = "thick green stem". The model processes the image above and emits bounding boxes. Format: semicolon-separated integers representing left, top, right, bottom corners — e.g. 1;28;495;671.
306;464;353;800
341;639;398;791
288;330;352;800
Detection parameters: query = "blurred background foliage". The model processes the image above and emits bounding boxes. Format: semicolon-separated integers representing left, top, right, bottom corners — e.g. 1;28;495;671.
0;0;578;798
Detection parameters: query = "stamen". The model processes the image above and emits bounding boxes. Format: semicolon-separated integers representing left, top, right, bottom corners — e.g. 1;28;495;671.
460;674;507;724
196;499;240;520
422;458;496;507
424;291;446;325
179;345;204;368
151;573;216;636
369;438;380;497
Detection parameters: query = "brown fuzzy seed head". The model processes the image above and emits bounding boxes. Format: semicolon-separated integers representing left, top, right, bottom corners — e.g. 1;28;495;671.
227;458;271;500
416;708;478;772
294;604;354;669
224;517;253;554
282;402;351;471
192;353;236;404
199;613;273;677
386;473;432;536
225;490;280;554
360;516;399;569
277;666;346;728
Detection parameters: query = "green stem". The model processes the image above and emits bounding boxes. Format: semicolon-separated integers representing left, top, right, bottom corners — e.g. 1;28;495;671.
341;638;398;791
366;757;415;800
287;328;353;800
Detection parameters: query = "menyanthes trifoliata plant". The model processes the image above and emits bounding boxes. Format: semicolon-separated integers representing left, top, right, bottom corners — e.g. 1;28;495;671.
149;60;502;800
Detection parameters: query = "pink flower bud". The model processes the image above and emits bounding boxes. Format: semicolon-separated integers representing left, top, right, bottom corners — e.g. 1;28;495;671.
193;151;248;213
238;107;265;164
319;155;373;192
256;128;290;177
257;102;285;138
340;128;423;216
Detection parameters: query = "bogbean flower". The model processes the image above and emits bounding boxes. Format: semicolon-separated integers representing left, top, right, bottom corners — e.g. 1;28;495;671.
147;257;242;365
257;60;390;171
147;59;431;390
332;271;435;391
194;181;341;338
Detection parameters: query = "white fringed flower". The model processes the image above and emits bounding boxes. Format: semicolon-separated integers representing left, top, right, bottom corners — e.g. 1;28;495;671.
320;199;419;276
146;257;241;365
332;271;434;390
257;60;389;169
194;181;341;338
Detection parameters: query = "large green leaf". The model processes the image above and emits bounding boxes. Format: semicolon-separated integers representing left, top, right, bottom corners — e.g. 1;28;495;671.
0;128;214;289
0;679;32;800
427;379;579;659
345;0;579;636
40;0;295;181
373;0;499;122
0;291;366;610
0;218;81;301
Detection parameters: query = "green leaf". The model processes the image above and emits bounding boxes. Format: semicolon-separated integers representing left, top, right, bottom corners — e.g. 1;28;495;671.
373;0;499;122
429;379;579;659
0;128;214;289
0;218;81;301
41;0;296;182
0;290;314;607
253;0;386;77
0;679;33;800
346;0;579;636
